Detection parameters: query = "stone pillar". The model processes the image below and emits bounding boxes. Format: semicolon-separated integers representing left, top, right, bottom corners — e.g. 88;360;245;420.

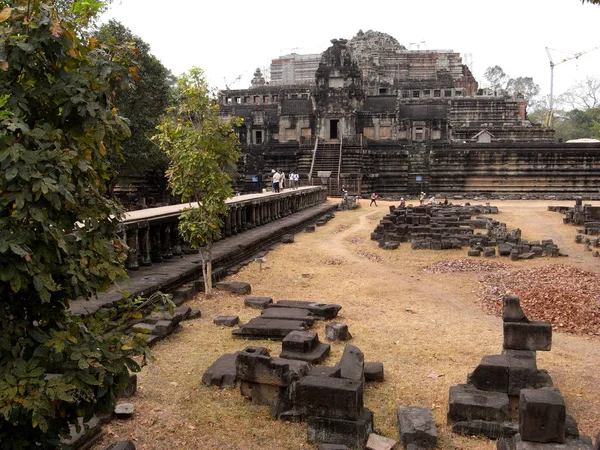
237;206;244;232
231;206;238;235
150;225;162;263
224;208;232;237
139;225;152;266
171;222;183;256
125;228;139;270
160;224;172;259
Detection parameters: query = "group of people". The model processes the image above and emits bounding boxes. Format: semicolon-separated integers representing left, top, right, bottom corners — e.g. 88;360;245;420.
268;168;299;193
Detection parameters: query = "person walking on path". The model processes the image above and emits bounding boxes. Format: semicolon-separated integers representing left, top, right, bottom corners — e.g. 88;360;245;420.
370;192;379;207
280;170;285;191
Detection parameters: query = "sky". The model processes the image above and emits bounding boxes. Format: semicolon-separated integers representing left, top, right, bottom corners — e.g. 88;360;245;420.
100;0;600;100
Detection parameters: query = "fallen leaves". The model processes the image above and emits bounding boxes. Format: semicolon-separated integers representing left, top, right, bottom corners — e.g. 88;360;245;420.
423;259;511;274
479;264;600;336
356;250;383;262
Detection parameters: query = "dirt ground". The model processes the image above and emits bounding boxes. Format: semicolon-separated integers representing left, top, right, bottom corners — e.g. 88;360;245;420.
93;199;600;450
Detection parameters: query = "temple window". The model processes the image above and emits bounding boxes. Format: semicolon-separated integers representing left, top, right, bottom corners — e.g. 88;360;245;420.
235;97;241;104
434;90;441;97
226;97;232;104
412;90;420;98
263;96;270;103
402;91;409;98
424;90;431;97
444;90;452;97
254;96;261;103
379;87;388;95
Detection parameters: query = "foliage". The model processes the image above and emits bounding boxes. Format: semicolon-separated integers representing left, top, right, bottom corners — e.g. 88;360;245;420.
154;68;242;296
582;0;600;4
483;66;540;100
94;20;174;196
553;108;600;141
0;1;152;446
483;65;509;93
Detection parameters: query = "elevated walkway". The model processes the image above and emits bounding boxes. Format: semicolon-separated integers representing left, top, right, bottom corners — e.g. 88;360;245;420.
71;188;336;315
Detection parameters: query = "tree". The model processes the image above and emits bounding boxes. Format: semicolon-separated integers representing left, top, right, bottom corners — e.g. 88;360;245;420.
94;20;174;197
561;76;600;110
154;68;242;297
506;76;540;100
0;1;150;447
484;65;509;93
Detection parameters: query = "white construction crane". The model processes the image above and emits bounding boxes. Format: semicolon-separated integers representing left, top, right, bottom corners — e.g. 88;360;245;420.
545;46;598;126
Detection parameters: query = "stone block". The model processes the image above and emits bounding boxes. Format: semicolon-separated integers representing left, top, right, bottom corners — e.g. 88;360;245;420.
497;434;595;450
506;351;540;396
502;295;529;323
260;307;316;326
338;345;364;381
154;319;177;337
468;249;481;257
236;347;310;386
366;433;397;450
173;305;192;321
280;331;330;364
397;405;438;449
268;300;342;319
214;281;251;295
240;380;283;405
565;415;579;439
281;234;295;243
484;247;496;257
325;322;352;341
202;352;239;388
232;317;309;340
307;407;373;449
498;243;513;256
244;296;273;309
309;365;341;378
364;362;384;382
102;442;136;450
171;286;194;306
213;315;240;327
519;388;566;443
503;321;552;351
452;420;518;439
188;308;202;319
448;384;510;423
306;225;316;232
131;322;156;334
467;354;510;392
114;403;134;419
295;375;364;420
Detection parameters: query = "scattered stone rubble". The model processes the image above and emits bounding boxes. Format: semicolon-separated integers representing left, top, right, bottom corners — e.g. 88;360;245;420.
447;294;595;448
202;292;403;449
372;203;565;260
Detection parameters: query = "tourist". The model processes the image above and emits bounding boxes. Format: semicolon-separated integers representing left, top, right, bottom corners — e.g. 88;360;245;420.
400;197;406;207
419;192;425;205
280;170;286;190
443;197;448;205
293;172;299;189
429;196;436;205
370;192;378;207
272;169;281;193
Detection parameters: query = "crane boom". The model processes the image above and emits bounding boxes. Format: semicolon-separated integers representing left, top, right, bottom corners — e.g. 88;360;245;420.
545;46;599;127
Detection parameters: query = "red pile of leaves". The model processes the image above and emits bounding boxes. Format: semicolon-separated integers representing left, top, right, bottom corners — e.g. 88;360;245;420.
479;264;600;336
423;259;511;274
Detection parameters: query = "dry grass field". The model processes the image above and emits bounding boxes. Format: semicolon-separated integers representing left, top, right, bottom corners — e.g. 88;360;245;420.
92;199;600;450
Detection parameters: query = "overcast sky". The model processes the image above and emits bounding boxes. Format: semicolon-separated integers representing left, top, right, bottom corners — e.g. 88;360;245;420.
100;0;600;99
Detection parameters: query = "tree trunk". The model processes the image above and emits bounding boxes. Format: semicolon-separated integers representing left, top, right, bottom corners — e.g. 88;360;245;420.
200;244;213;297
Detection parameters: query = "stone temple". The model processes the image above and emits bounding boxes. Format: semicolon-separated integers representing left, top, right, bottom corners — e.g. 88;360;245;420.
218;30;600;197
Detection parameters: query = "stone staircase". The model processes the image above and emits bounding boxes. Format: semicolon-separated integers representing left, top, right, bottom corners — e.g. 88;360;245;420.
407;143;431;195
310;141;342;195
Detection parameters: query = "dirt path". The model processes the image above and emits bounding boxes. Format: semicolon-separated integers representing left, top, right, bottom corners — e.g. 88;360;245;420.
93;200;600;450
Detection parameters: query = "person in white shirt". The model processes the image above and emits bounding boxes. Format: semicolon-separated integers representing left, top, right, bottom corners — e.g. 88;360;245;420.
272;169;281;193
280;171;285;190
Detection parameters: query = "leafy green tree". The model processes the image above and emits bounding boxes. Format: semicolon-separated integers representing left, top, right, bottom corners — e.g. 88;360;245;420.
154;68;242;297
94;20;174;198
0;1;151;447
553;108;600;141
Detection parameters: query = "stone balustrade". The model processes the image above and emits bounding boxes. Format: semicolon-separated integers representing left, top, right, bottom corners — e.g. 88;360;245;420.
119;187;327;271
